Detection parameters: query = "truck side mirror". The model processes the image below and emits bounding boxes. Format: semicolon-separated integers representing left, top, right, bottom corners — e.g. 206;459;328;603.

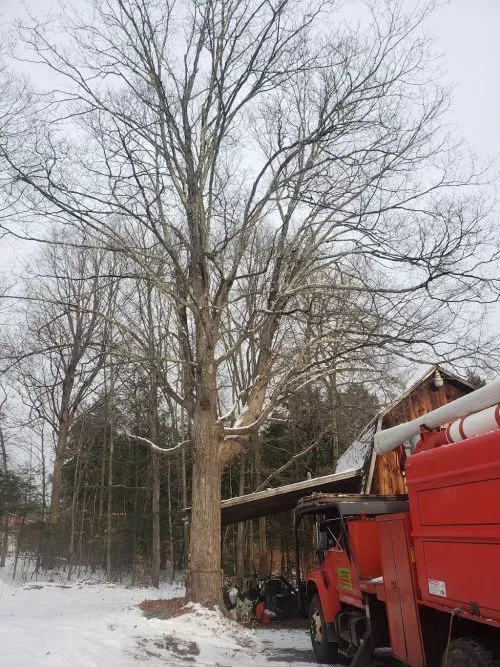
318;529;329;551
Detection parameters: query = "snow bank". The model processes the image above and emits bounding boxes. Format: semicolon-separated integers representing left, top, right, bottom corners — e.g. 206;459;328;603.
152;603;257;664
0;563;321;666
0;564;184;666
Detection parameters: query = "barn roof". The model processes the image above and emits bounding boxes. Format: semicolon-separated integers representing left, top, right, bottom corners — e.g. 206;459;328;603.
220;468;362;525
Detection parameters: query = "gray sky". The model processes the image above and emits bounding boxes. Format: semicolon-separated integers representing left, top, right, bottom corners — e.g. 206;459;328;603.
2;0;499;159
1;0;499;332
430;0;500;162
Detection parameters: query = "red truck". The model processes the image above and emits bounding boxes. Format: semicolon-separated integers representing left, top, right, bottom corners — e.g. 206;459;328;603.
294;379;500;666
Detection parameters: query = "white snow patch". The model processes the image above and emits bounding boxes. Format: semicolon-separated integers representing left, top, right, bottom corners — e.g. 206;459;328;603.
0;563;183;667
0;561;330;666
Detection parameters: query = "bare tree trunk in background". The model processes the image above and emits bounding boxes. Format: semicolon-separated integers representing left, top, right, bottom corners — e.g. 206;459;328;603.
77;478;88;577
0;421;9;567
146;281;161;589
106;362;114;581
0;512;8;568
326;371;340;464
94;425;107;573
67;450;82;580
49;414;71;525
254;436;268;578
40;428;47;522
106;425;114;580
167;457;174;585
280;535;286;578
87;487;97;575
151;451;160;587
98;440;106;527
12;516;25;580
131;444;139;586
249;520;254;581
180;409;189;571
258;516;268;579
236;455;246;585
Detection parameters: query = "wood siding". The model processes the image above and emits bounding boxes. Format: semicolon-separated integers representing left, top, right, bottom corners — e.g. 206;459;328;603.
371;378;473;495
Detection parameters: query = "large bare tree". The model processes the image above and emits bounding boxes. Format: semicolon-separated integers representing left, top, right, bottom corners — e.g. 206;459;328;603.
1;0;498;604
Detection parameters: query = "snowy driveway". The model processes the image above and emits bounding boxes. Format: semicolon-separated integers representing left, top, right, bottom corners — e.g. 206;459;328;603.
0;571;322;666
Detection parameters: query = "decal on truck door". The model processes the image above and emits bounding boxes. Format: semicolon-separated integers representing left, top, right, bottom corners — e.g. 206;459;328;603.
428;579;447;597
337;567;353;590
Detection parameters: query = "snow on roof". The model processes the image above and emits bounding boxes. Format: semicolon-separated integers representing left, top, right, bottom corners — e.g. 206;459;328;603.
335;417;378;474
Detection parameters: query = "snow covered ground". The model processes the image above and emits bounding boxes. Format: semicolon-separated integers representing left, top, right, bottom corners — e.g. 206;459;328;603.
0;562;320;666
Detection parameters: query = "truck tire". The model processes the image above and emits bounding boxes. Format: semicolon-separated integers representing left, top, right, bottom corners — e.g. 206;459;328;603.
442;638;497;666
309;594;339;664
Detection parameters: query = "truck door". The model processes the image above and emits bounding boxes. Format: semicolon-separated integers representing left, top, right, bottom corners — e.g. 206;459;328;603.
377;512;425;667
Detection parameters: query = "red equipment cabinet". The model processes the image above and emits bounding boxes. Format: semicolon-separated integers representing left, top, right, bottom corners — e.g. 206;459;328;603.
406;428;500;624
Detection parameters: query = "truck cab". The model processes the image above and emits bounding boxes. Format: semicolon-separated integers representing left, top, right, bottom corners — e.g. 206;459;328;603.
295;494;409;664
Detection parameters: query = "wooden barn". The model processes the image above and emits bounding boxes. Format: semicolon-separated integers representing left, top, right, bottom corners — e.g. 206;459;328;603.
221;365;476;525
337;365;477;495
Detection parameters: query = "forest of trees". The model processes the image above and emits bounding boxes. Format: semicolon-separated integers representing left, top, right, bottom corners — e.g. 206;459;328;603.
0;288;380;585
0;0;498;605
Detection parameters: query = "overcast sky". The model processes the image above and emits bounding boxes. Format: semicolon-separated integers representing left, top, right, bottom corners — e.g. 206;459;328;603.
2;0;499;156
1;0;499;316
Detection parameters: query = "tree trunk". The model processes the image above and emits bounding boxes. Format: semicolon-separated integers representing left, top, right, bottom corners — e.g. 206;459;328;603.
254;435;268;578
185;393;224;606
78;478;88;576
12;516;25;580
149;382;160;587
106;422;114;580
151;451;160;587
0;424;8;567
146;281;161;588
235;455;246;584
40;428;47;521
327;372;340;464
131;445;139;585
167;457;174;585
258;516;268;578
105;347;116;581
180;410;189;571
48;418;71;525
0;515;8;567
98;433;106;525
67;451;82;580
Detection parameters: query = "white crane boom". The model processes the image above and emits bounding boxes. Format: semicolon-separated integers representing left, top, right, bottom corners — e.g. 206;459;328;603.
374;377;500;454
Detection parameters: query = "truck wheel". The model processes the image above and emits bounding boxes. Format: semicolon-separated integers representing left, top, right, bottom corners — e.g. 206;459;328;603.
309;594;339;664
442;638;497;666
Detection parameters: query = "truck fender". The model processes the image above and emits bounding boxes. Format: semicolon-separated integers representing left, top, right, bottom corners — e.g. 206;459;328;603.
306;571;341;623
